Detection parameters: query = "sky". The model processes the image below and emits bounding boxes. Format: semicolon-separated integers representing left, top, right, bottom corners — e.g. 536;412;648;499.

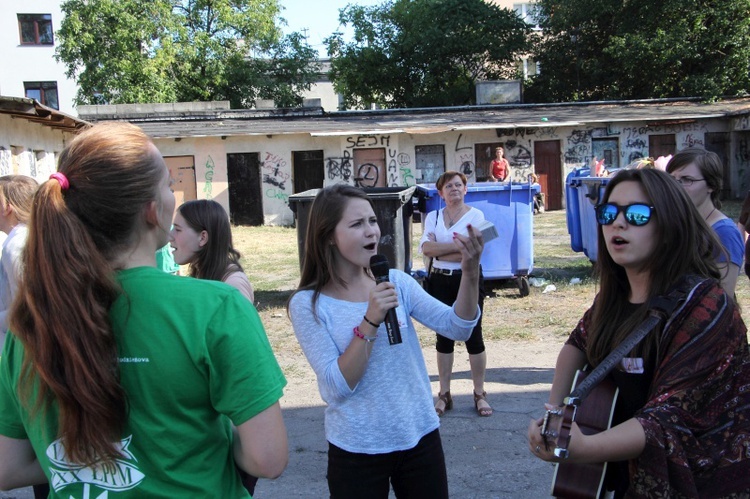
278;0;382;57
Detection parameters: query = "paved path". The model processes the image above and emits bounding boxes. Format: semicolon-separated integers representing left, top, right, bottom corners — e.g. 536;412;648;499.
256;338;560;498
0;337;561;498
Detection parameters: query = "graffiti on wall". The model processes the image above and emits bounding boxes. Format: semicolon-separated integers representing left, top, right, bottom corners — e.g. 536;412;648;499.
326;152;352;182
398;153;415;186
203;155;215;199
681;134;705;148
262;152;290;190
563;129;593;167
322;134;409;187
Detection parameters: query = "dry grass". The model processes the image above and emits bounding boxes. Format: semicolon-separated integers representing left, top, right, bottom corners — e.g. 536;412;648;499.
235;200;750;357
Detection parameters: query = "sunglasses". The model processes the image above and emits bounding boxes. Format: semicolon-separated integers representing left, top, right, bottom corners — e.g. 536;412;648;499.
595;203;655;226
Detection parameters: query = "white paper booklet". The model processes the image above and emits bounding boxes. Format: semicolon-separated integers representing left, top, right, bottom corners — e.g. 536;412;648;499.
462;220;498;243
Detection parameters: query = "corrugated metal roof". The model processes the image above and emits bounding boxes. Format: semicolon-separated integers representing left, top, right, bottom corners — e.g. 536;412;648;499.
0;96;89;132
78;97;750;139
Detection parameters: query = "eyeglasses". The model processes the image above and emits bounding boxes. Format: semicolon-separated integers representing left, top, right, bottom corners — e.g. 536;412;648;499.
673;176;706;187
595;203;655;226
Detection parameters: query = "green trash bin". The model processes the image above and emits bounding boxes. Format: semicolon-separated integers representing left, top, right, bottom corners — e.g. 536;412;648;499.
288;186;416;272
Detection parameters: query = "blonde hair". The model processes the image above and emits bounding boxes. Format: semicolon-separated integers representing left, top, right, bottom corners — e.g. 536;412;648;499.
0;175;38;224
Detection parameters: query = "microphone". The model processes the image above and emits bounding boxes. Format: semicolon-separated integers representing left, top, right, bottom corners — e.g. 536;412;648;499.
369;254;402;345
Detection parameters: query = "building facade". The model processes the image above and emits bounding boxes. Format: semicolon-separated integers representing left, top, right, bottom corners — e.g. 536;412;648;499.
76;98;750;226
0;0;77;115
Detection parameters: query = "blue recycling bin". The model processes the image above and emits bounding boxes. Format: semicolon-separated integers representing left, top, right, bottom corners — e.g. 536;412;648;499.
565;169;610;262
416;182;540;296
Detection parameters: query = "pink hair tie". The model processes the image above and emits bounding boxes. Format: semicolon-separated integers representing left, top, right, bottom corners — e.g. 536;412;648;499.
49;172;70;190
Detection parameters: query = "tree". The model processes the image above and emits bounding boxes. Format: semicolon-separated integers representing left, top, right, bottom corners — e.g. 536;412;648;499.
326;0;532;109
525;0;750;103
55;0;320;108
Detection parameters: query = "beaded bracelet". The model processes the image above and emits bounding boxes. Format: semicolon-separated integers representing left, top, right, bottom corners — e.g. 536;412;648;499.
353;326;377;343
362;315;381;328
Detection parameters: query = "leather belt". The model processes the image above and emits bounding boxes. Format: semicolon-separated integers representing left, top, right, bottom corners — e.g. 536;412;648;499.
431;268;461;276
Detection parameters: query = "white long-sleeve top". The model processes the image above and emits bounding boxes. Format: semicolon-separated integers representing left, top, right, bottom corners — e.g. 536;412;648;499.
0;224;26;344
289;269;479;454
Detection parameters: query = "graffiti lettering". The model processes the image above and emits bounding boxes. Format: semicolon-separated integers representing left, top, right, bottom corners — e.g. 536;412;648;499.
400;166;415;186
355;163;379;187
346;135;391;149
681;134;705;148
203;155;215;199
265;187;289;202
455;133;471;151
626;138;647;149
326;157;352;181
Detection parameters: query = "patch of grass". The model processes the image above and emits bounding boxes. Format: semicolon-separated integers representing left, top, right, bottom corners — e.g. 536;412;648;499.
233;203;750;349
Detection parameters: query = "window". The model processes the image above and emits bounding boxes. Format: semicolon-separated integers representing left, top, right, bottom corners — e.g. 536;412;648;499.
18;14;53;45
24;81;59;109
513;3;541;31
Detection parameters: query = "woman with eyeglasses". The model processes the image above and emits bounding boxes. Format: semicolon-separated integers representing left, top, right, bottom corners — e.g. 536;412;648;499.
527;168;750;497
419;171;491;417
666;148;744;295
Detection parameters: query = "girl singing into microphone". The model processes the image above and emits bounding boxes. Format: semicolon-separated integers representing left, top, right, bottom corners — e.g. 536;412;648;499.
288;184;484;498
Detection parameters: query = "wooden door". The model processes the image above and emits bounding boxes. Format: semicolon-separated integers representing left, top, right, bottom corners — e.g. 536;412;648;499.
353;148;386;187
293;150;324;193
534;140;563;211
227;153;263;226
163;156;197;210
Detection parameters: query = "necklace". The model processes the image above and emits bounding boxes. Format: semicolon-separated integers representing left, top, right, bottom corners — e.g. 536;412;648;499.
445;205;464;226
704;207;717;222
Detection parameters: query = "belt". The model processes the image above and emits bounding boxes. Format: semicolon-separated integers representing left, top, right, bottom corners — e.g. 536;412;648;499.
431;267;462;276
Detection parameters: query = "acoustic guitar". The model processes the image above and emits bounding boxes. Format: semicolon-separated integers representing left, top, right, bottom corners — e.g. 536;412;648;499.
541;370;619;499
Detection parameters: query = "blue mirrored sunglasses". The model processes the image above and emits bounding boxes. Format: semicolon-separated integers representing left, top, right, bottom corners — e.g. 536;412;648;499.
595;203;655;226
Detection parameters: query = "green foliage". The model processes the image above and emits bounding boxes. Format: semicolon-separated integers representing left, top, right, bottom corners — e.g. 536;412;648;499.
56;0;319;108
525;0;750;102
326;0;532;109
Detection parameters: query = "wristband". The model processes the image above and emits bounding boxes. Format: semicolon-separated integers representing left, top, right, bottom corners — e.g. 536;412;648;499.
362;315;381;328
353;326;377;343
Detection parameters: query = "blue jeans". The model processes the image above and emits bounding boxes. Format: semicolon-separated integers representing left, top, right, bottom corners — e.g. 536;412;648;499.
327;429;448;499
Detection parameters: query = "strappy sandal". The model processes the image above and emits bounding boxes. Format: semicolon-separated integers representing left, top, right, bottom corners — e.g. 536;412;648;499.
474;391;493;417
435;391;453;417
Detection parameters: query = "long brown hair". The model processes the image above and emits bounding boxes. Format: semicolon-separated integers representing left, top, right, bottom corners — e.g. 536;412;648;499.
177;199;243;281
587;168;721;366
10;122;164;466
288;184;375;315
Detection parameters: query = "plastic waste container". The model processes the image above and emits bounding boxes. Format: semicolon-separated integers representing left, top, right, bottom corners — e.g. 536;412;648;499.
288;186;416;273
565;168;610;262
416;181;540;297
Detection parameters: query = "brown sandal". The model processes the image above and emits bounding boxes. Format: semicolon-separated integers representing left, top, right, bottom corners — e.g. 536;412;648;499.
435;391;453;417
474;391;493;417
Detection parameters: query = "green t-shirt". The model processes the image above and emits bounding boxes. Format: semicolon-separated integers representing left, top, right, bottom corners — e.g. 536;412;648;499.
0;267;286;498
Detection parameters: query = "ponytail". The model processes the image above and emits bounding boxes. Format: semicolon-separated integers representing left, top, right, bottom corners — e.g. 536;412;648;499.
12;179;126;465
9;122;163;466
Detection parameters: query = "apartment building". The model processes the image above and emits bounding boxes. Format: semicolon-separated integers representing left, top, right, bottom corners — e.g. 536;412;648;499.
0;0;77;115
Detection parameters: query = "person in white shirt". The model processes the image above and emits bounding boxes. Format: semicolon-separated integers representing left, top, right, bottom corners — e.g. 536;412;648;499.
0;175;38;345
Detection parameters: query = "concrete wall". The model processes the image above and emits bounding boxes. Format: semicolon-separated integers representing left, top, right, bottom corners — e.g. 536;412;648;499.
0;114;74;181
0;0;78;115
148;116;735;225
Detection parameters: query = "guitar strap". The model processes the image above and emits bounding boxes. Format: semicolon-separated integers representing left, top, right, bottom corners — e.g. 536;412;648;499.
564;275;705;407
